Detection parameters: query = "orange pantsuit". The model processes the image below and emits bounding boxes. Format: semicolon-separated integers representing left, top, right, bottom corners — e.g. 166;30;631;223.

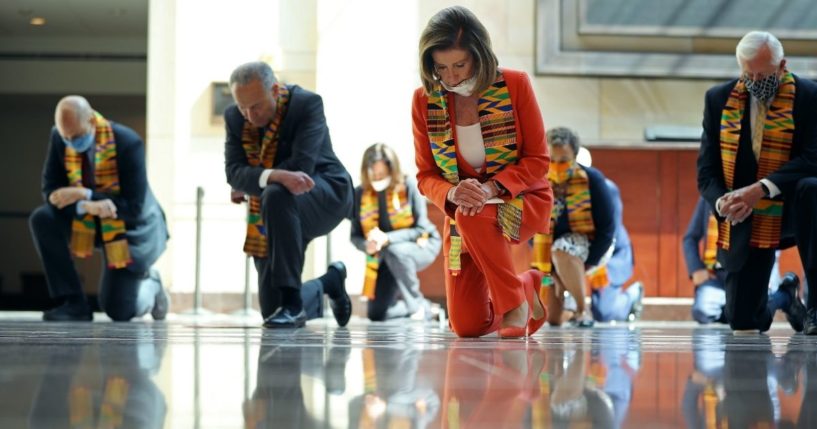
412;68;552;337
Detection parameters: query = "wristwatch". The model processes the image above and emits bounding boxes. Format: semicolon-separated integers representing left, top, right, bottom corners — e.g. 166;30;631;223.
759;181;771;197
492;180;507;196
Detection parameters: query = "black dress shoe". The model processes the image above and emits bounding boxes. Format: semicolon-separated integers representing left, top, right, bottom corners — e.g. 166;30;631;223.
263;307;307;329
779;272;806;332
805;308;817;336
43;301;92;322
328;261;352;327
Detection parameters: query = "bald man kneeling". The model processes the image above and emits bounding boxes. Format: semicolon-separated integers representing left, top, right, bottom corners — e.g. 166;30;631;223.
29;96;170;322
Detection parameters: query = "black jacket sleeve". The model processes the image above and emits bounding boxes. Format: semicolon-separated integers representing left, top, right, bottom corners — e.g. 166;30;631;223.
697;85;729;219
224;106;266;197
42;127;69;204
765;76;817;195
683;198;709;277
586;167;616;267
350;186;367;253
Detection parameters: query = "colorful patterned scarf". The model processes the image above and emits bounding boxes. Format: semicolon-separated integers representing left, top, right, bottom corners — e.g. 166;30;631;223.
718;71;794;249
531;162;595;285
703;214;719;271
65;112;132;269
427;72;525;276
241;86;290;257
359;184;415;299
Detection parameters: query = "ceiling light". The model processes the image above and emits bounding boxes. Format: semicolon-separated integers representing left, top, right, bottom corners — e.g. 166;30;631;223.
30;17;46;26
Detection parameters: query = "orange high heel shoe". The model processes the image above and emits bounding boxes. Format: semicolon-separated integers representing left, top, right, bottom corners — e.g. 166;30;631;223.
526;270;547;336
499;300;530;338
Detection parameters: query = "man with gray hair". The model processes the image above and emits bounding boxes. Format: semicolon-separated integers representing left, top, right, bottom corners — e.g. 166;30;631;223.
697;31;817;334
30;96;169;321
225;61;353;328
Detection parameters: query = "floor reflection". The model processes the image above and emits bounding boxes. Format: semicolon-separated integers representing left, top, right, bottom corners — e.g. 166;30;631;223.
3;319;817;428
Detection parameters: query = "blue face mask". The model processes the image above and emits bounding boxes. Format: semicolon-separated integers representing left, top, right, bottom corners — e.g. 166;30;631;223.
62;130;95;153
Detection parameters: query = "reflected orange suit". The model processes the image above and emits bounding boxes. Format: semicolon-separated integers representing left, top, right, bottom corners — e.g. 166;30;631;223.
441;345;546;428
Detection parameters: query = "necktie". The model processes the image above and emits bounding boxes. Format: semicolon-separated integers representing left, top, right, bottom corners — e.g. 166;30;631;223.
752;101;768;161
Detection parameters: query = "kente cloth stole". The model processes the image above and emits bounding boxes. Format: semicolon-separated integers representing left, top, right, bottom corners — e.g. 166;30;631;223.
427;72;524;276
241;86;290;257
531;163;594;286
718;71;794;250
65;112;132;269
703;214;719;270
360;185;415;299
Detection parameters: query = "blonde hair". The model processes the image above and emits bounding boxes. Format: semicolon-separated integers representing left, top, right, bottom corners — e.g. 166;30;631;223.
418;6;498;96
359;143;405;192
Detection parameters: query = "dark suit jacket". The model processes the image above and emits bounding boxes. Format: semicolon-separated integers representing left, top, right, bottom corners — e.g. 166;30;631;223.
223;85;353;218
683;197;714;277
697;74;817;271
553;165;616;267
42;122;168;272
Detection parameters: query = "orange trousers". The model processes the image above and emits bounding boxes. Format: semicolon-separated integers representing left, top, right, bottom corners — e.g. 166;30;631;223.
444;193;550;337
441;345;546;428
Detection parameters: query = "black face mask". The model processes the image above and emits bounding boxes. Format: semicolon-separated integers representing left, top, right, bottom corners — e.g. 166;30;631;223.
744;73;780;101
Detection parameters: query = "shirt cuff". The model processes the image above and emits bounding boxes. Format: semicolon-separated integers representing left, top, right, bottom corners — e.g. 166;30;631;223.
715;196;725;216
259;169;274;188
75;189;93;215
759;178;781;198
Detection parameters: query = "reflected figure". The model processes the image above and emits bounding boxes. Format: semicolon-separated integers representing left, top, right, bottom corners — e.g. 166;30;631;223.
28;324;167;428
682;330;804;428
348;325;441;428
682;329;730;428
244;329;352;428
441;341;546;428
532;330;639;428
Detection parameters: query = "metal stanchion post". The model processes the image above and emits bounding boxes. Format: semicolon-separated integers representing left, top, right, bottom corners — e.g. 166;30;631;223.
185;186;212;316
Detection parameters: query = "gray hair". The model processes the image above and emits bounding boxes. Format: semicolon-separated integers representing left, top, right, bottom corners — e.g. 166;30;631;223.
736;31;784;66
547;127;580;158
229;61;277;90
55;95;93;123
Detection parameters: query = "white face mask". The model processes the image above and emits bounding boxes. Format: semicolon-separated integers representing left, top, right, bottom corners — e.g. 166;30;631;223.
371;177;391;192
441;74;477;97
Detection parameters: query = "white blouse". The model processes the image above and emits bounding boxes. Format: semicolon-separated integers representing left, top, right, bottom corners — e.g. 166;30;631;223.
455;123;486;173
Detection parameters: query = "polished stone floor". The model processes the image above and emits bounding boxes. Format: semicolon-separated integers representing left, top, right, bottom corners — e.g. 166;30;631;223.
1;314;816;428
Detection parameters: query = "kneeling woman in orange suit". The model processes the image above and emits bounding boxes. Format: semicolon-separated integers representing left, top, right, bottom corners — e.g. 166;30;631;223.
412;5;553;338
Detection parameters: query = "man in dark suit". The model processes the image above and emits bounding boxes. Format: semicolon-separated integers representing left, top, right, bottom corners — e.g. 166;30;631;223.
29;95;169;322
698;31;817;334
225;61;353;329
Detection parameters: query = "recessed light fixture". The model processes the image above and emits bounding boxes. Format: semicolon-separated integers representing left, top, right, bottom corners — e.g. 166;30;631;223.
30;16;46;26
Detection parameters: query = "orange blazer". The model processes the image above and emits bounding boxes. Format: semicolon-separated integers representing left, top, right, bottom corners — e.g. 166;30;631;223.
412;68;552;225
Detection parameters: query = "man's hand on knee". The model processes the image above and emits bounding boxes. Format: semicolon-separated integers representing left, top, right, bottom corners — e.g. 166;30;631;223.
269;170;315;195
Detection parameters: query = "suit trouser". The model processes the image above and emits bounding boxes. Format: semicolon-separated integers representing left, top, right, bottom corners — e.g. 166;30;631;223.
724;178;817;330
28;204;161;321
367;241;439;321
590;243;637;321
29;325;167;428
256;178;350;318
794;178;817;308
724;248;777;331
444;205;544;337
